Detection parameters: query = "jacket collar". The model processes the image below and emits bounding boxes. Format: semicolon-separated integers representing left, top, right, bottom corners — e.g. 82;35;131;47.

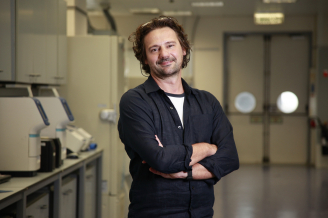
144;75;196;96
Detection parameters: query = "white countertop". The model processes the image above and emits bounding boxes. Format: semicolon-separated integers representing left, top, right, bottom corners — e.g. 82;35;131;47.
0;149;103;203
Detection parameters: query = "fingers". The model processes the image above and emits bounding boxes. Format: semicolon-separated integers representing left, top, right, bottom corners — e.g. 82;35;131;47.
155;135;160;143
142;160;146;164
149;167;161;176
155;135;164;147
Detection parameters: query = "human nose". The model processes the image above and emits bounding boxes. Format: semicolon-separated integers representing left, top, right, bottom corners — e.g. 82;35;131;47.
159;47;169;59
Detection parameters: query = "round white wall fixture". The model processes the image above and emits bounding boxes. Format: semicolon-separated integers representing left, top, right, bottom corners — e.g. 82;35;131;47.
277;91;299;114
234;92;256;113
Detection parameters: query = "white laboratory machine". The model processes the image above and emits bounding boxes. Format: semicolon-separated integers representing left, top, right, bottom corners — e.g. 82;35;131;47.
0;97;50;176
66;126;95;153
38;97;74;160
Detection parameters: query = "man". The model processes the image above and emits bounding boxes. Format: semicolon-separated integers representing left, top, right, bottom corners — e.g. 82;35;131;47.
118;16;239;218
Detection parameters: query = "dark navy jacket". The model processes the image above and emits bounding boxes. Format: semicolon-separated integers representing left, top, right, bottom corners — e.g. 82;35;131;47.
118;75;239;218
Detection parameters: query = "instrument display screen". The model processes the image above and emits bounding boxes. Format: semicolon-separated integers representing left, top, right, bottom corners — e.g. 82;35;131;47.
33;98;50;126
60;98;74;121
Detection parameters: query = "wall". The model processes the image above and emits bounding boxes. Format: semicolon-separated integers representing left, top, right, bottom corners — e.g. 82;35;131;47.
89;14;323;166
66;0;88;36
193;15;316;102
315;1;328;167
90;14;316;101
317;7;328;122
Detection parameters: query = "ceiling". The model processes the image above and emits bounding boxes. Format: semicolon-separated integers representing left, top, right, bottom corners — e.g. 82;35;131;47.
86;0;327;16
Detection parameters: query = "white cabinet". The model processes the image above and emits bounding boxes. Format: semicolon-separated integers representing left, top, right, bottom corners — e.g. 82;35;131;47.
0;0;15;82
56;0;68;85
0;0;67;84
45;0;59;84
26;192;50;218
85;162;97;218
61;174;77;218
16;0;42;83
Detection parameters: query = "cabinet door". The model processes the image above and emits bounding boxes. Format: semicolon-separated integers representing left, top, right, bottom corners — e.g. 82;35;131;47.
26;193;50;218
85;163;97;218
45;0;58;84
56;0;67;84
61;175;77;218
16;0;60;84
0;0;14;81
32;0;47;83
16;0;34;83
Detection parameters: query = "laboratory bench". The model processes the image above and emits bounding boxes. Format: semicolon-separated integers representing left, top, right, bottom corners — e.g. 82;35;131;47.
0;149;103;218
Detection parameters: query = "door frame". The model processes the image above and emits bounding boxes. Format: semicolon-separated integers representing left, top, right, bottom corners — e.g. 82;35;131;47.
223;31;313;164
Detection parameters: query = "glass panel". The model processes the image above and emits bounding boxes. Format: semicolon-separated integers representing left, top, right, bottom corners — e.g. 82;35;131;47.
234;92;256;113
277;91;299;114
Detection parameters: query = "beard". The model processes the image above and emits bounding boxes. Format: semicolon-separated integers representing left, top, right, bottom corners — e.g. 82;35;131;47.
149;56;183;80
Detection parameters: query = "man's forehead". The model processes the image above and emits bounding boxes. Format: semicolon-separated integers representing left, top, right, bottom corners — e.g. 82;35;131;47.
144;27;179;44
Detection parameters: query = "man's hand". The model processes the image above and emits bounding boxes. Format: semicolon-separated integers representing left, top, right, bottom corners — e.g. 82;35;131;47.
144;135;216;180
189;143;217;166
149;167;187;179
142;135;163;164
149;164;215;180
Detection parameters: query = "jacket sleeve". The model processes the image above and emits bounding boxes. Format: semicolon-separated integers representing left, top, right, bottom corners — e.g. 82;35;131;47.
118;90;192;174
198;96;239;184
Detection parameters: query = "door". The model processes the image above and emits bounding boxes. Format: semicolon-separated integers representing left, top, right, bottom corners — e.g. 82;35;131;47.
269;35;309;164
225;33;310;164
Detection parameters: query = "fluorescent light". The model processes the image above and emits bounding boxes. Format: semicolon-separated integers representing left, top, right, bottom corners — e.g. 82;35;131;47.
191;2;224;7
254;12;284;25
263;0;297;3
163;11;192;16
130;8;160;14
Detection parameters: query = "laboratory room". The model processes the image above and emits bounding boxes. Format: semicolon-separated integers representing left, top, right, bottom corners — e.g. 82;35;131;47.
0;0;328;217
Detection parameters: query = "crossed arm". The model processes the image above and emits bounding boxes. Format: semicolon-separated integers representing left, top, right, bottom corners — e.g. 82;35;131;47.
146;135;217;180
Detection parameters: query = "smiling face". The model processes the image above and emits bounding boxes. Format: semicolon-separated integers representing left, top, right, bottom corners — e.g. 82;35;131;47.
144;27;186;79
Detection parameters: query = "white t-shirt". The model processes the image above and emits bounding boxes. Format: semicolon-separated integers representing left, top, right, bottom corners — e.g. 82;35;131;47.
166;93;185;127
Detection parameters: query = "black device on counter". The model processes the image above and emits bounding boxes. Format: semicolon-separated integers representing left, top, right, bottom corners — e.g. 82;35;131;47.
39;138;56;172
52;138;63;167
0;174;11;184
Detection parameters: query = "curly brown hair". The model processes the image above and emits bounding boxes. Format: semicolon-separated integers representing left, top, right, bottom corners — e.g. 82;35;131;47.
128;16;192;75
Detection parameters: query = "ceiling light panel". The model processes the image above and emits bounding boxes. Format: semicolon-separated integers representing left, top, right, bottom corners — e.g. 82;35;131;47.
254;12;284;25
263;0;297;3
129;8;160;14
191;2;224;7
162;11;192;16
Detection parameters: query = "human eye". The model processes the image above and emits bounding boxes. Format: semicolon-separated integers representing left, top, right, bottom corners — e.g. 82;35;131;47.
150;47;158;53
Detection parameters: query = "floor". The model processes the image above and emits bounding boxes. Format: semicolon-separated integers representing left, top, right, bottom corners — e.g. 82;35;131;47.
213;165;328;218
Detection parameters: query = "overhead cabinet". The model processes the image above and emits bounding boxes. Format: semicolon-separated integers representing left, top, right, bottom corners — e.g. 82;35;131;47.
0;0;14;81
0;0;67;85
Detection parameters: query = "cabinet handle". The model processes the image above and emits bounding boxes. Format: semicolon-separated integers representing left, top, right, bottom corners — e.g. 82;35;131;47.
40;205;48;209
27;216;34;218
86;175;93;179
0;70;3;73
28;74;41;77
63;189;73;195
54;76;64;79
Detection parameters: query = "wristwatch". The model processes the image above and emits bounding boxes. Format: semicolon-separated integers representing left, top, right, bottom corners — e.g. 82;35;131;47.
186;170;192;180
